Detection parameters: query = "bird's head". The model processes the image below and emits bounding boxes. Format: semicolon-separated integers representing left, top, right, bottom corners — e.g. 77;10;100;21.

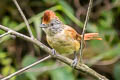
40;10;63;36
42;10;59;24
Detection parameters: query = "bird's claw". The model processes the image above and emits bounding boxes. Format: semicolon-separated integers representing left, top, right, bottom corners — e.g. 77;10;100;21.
51;49;57;56
71;58;78;68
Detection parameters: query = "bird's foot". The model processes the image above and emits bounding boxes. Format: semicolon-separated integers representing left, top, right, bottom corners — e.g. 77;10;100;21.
51;49;57;57
71;57;78;68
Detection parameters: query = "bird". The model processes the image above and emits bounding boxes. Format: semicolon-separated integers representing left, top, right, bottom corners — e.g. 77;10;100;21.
40;10;102;67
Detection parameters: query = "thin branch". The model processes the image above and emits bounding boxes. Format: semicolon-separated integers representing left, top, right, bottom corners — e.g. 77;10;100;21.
0;30;12;38
0;25;109;80
1;55;51;80
79;0;93;62
26;63;64;73
12;0;34;38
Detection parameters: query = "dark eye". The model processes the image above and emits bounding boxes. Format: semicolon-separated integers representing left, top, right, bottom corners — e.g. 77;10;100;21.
51;23;54;26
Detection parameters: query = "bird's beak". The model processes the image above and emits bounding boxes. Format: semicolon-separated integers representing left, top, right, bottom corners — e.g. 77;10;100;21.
39;24;48;28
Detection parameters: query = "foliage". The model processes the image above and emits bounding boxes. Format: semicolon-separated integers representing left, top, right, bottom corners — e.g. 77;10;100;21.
0;0;120;80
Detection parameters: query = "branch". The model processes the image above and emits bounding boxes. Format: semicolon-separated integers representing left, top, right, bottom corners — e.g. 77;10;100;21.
79;0;93;62
26;62;64;73
0;30;12;38
12;0;34;38
1;55;51;80
0;25;109;80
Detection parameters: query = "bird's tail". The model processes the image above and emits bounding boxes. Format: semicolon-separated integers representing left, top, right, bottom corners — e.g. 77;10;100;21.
81;33;102;40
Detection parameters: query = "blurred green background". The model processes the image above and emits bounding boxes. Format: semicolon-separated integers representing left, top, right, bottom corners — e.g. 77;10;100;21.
0;0;120;80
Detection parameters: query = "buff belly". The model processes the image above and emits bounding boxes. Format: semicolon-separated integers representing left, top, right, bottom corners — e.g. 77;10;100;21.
46;32;80;54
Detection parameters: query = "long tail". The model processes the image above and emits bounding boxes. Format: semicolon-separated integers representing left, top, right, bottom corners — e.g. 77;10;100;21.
81;33;102;40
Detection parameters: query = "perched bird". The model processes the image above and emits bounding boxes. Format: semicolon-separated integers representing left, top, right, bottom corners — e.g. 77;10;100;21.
40;10;102;67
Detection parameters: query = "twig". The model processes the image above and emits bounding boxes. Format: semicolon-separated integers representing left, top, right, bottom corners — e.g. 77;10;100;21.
0;30;12;38
12;0;34;38
1;55;51;80
79;0;93;62
26;63;64;73
0;25;109;80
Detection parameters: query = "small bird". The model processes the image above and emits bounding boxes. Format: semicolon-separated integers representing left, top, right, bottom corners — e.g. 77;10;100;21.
40;10;102;67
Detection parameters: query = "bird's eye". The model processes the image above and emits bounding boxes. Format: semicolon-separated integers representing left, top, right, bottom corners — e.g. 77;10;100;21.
51;23;54;26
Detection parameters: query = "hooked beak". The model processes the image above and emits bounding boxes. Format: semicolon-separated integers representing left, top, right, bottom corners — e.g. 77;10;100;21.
39;24;48;28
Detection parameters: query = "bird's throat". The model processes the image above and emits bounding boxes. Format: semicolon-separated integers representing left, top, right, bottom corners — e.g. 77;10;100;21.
46;26;64;36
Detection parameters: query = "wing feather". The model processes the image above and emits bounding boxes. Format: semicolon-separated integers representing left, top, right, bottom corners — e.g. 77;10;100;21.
64;25;81;40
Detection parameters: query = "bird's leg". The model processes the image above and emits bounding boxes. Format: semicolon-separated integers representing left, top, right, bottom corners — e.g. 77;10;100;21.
51;49;57;56
71;51;79;68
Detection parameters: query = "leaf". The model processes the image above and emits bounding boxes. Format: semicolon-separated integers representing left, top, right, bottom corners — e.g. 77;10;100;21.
0;52;7;59
87;23;98;32
58;0;74;14
114;63;120;80
16;73;29;80
9;21;18;28
1;65;16;80
22;55;53;68
101;43;120;59
91;43;120;62
22;55;38;80
89;40;106;53
44;0;58;4
61;6;83;27
22;55;37;67
98;11;114;29
2;16;18;28
25;72;37;80
22;55;54;80
49;66;75;80
56;13;66;24
1;58;12;65
2;16;10;26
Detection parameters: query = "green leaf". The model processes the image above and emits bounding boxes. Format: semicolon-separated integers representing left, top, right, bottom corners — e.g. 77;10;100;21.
49;66;75;80
9;21;18;28
114;63;120;80
2;16;10;26
87;23;98;32
0;52;7;59
1;66;16;80
58;0;74;14
44;0;58;4
101;44;120;59
22;55;54;80
16;73;29;80
2;16;18;28
98;11;114;29
25;72;37;80
22;55;38;80
91;43;120;62
22;55;53;68
22;55;37;67
56;13;66;24
1;58;12;65
61;6;83;27
89;40;106;53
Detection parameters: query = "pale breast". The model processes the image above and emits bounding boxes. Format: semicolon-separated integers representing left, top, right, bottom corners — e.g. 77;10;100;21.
46;30;79;54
